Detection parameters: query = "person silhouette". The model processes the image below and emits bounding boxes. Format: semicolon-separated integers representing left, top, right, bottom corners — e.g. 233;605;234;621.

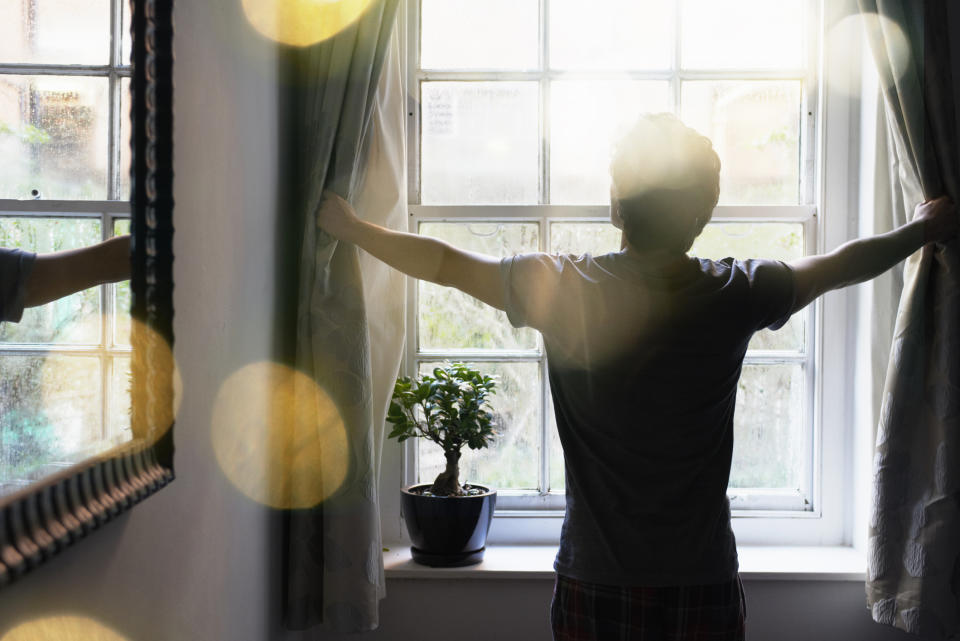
316;113;956;641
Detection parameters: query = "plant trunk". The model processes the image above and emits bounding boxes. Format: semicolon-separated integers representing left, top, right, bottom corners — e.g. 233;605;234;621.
430;450;463;496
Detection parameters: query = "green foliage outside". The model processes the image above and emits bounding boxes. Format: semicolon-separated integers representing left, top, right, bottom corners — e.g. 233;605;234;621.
0;121;52;145
0;356;60;480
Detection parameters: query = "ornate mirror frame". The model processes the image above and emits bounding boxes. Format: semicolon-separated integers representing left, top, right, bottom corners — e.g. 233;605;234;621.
0;0;174;587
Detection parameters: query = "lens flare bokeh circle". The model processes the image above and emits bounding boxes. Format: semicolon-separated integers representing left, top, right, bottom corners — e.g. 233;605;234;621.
241;0;375;47
211;362;348;509
2;616;128;641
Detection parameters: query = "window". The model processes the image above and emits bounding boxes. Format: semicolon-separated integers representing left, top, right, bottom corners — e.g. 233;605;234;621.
0;0;132;492
405;1;822;516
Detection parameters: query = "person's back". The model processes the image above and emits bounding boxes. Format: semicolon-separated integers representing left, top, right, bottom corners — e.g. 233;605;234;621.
502;250;794;587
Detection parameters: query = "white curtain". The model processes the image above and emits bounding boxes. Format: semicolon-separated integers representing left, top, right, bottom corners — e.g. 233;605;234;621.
282;6;406;631
353;24;408;609
861;1;960;637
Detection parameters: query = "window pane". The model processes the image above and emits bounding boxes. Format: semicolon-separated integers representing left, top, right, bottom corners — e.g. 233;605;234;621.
730;363;806;489
681;0;804;70
419;222;539;351
691;222;804;351
421;0;538;71
692;222;803;263
549;222;621;256
550;0;672;70
417;361;541;491
113;218;131;347
681;81;801;205
119;77;131;201
0;354;102;486
550;80;670;205
0;217;102;345
421;82;540;205
0;75;109;199
109;355;131;440
0;0;110;65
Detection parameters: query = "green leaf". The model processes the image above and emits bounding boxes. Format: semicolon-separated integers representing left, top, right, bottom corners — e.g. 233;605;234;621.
20;123;51;144
390;362;498;453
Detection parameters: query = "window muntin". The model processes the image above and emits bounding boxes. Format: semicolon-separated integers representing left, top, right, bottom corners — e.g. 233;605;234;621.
409;0;817;513
0;0;131;493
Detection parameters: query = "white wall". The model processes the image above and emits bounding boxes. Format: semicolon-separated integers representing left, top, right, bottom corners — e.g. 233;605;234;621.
0;2;954;640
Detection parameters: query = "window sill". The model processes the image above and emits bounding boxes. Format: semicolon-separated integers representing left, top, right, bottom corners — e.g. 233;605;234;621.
383;544;866;582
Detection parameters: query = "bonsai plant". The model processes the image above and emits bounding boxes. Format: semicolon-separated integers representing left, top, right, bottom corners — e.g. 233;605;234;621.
387;362;499;566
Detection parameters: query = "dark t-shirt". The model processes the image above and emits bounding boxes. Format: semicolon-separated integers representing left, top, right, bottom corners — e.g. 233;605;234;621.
0;248;36;323
499;251;795;586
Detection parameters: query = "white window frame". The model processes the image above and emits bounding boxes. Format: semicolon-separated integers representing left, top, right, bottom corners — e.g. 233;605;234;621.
0;0;133;487
384;0;864;547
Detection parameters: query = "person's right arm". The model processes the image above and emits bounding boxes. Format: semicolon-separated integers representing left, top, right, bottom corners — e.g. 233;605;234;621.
316;191;506;311
788;197;956;313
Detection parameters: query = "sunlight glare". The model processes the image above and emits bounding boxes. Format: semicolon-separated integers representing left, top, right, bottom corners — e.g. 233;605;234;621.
1;616;128;641
681;0;803;70
827;13;910;95
211;362;348;509
240;0;374;47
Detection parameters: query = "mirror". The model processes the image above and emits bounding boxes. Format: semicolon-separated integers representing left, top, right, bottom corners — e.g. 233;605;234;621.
0;0;173;584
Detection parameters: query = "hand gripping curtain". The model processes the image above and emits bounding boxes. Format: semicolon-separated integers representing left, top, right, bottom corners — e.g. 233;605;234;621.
279;1;403;632
860;1;960;637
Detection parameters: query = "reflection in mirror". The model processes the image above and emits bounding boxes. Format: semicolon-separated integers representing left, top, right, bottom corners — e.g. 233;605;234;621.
0;0;133;496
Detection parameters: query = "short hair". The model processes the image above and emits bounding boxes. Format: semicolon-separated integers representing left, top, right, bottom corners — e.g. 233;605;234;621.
610;113;721;253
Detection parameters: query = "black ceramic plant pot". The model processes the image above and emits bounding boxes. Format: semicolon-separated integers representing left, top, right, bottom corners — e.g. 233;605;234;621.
401;483;497;567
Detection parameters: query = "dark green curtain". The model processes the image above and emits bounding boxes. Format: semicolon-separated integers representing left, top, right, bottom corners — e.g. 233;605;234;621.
278;1;401;632
860;1;960;637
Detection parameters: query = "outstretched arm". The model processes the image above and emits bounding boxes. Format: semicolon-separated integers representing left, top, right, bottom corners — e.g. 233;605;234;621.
316;191;506;311
789;197;956;313
23;234;131;308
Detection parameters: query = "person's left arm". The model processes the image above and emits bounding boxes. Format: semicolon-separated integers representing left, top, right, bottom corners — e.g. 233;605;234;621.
317;191;505;311
23;234;131;308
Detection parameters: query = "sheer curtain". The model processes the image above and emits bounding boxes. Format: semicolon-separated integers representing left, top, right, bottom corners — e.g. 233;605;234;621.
280;2;404;632
860;1;960;637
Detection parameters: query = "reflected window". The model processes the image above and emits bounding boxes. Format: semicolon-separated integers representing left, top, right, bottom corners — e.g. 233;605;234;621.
0;0;132;493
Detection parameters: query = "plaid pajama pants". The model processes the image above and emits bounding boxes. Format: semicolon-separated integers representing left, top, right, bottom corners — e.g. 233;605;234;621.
550;573;746;641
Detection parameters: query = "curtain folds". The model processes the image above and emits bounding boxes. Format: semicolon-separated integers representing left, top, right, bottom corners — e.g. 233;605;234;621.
860;1;960;637
281;1;403;632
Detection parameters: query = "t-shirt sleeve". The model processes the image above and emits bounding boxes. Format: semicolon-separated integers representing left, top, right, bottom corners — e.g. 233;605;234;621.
0;248;36;323
742;258;796;331
500;252;567;333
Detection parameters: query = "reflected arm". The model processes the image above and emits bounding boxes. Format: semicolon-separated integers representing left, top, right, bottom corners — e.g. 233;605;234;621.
23;234;131;308
317;191;505;311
